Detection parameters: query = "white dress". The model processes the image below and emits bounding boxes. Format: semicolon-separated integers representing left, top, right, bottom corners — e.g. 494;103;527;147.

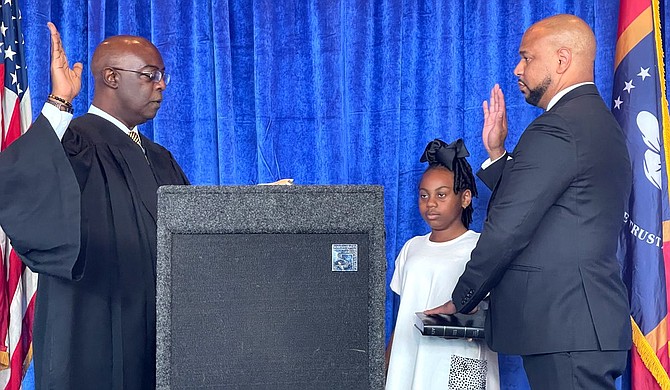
386;231;500;390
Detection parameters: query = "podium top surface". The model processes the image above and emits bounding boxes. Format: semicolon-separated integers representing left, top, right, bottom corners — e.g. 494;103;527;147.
158;184;383;196
156;184;385;234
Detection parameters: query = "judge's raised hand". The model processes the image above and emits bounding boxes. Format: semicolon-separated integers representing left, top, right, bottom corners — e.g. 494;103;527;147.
423;300;457;316
47;22;82;103
482;84;508;161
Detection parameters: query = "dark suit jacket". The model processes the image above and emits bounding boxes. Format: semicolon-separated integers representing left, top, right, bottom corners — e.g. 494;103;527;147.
452;84;632;355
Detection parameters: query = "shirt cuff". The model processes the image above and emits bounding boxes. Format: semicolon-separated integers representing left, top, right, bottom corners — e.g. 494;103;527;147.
42;103;73;141
481;152;508;170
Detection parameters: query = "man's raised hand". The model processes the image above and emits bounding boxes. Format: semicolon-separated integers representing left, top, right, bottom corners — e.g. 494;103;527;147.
482;84;508;160
47;22;82;103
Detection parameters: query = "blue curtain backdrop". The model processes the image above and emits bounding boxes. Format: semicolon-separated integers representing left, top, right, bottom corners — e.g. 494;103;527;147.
14;0;670;388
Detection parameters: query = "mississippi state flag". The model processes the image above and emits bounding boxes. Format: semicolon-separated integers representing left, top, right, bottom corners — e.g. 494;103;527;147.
0;0;36;389
612;0;670;388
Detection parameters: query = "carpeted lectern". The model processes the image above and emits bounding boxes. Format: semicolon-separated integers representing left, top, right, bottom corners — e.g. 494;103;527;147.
156;185;385;389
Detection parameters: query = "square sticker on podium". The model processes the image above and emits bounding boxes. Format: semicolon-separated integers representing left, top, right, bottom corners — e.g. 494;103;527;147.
332;244;358;271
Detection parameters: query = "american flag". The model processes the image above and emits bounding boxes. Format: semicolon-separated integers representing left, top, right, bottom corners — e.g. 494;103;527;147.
612;0;670;388
0;0;36;389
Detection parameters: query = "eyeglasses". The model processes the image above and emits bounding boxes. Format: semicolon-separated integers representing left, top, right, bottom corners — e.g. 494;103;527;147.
110;67;171;85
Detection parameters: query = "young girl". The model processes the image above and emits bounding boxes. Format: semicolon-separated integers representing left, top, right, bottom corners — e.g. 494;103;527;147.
385;138;499;390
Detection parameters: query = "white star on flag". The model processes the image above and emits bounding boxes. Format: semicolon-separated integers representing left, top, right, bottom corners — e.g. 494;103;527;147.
624;80;636;93
638;67;651;81
614;96;623;109
3;45;14;60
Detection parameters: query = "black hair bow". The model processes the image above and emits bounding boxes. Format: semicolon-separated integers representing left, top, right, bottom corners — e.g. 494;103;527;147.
419;138;470;170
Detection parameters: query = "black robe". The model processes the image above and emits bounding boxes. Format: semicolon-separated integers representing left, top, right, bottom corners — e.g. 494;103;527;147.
0;113;189;389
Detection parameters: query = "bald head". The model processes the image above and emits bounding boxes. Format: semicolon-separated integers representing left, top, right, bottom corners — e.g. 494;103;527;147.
514;14;597;108
91;35;167;128
91;36;159;79
528;14;596;67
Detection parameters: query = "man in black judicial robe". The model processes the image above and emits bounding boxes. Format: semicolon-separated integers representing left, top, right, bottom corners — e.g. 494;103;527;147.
0;23;189;389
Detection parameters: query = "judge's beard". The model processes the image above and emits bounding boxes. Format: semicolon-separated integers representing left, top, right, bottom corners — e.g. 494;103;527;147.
524;76;551;107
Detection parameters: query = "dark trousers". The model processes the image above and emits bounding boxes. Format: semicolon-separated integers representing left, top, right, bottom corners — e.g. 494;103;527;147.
521;350;627;390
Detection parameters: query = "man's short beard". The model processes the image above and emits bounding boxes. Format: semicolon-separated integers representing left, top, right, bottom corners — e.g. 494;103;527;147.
525;76;551;107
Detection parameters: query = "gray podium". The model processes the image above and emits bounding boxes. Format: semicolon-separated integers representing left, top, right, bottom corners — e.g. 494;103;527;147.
156;185;385;389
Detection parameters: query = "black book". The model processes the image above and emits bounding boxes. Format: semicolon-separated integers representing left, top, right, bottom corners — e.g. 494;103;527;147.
414;309;486;339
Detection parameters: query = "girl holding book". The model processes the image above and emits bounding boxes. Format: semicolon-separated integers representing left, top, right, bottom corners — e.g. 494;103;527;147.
385;138;499;390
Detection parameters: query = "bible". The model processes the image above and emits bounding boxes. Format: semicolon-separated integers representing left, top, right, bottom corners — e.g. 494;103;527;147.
414;309;486;339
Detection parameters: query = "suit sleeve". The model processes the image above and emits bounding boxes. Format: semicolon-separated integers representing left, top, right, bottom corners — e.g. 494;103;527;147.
453;115;576;313
0;115;82;280
477;153;508;191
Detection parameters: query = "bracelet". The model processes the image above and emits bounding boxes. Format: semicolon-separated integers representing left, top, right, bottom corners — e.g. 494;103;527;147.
47;94;73;108
46;98;73;114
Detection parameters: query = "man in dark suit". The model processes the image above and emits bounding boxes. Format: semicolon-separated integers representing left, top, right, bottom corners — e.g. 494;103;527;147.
426;14;631;389
0;23;189;389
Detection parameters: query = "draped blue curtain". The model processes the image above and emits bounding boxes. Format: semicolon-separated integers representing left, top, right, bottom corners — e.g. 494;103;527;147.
16;0;670;388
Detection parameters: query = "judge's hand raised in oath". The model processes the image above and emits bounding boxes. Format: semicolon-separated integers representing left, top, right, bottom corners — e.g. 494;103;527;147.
482;84;508;161
47;22;82;103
